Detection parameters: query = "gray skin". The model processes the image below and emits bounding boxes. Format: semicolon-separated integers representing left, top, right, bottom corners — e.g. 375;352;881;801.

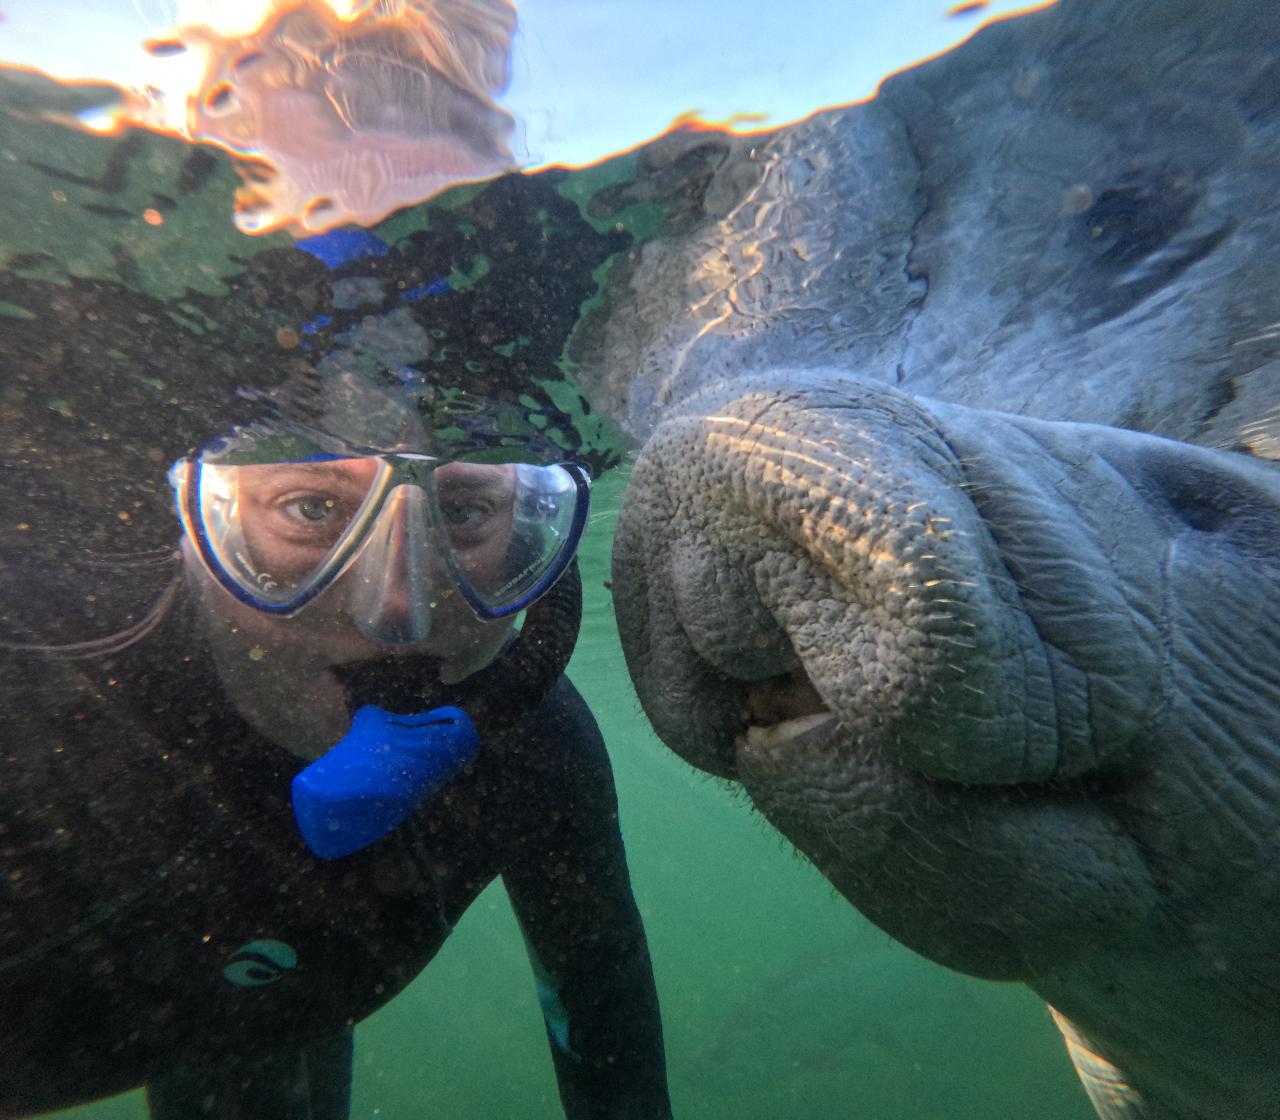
613;371;1280;1119
593;0;1280;1116
570;0;1280;464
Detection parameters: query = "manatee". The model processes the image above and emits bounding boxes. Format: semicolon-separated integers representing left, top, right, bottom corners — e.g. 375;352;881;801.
598;0;1280;1116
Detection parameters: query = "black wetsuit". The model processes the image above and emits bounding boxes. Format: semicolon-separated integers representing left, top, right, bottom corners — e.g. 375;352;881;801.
0;589;672;1119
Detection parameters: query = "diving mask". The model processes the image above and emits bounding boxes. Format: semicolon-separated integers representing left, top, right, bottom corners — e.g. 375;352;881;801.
170;450;590;644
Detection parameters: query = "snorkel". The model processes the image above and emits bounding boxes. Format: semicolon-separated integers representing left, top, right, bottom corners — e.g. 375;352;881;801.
293;560;582;858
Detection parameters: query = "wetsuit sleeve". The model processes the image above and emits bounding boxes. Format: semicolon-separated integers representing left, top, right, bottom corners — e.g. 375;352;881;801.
501;679;673;1120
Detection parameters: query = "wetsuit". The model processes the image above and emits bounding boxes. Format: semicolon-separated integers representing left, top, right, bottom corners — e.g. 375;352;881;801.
0;583;672;1119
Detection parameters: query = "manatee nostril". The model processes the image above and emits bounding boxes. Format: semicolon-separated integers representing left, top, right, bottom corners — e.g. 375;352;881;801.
1170;499;1227;533
1157;457;1240;534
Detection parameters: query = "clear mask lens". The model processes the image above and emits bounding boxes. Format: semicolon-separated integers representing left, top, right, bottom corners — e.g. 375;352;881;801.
175;455;589;633
188;457;385;609
436;461;583;612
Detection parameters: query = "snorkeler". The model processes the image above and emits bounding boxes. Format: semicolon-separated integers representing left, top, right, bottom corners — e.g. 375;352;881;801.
0;373;673;1120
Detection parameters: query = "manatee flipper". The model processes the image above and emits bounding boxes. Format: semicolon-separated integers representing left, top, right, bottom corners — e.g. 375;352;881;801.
146;1030;353;1120
1050;1009;1171;1120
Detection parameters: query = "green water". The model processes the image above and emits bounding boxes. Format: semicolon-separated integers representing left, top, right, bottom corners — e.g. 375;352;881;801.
53;467;1093;1120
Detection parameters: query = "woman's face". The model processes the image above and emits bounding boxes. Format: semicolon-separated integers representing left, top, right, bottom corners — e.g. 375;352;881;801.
185;458;520;759
232;458;520;612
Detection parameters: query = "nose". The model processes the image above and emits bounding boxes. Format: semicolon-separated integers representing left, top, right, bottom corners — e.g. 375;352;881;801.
346;484;437;645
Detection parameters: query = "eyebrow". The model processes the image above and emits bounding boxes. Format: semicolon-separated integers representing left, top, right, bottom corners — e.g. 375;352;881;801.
435;476;515;502
249;462;373;481
439;475;507;490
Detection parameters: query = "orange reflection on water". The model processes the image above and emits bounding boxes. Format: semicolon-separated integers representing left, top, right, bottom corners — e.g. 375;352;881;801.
13;0;1062;236
665;109;773;134
85;0;517;236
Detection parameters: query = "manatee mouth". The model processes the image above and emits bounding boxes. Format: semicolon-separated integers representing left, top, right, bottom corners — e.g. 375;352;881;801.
740;670;836;752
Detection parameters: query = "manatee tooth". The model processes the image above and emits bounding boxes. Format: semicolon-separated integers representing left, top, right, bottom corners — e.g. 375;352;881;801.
741;711;836;751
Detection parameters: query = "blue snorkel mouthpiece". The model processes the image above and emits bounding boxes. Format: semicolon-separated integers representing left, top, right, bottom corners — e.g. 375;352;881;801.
291;705;479;859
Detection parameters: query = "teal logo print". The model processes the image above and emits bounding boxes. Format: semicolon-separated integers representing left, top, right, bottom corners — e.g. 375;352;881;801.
222;939;298;987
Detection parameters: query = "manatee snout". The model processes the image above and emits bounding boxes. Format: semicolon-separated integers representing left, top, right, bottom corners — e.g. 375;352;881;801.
612;374;1166;789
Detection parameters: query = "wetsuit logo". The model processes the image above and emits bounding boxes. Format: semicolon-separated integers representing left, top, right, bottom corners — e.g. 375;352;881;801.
222;939;298;986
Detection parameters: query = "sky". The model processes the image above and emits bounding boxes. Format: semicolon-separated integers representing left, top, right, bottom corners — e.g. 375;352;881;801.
1;0;1053;169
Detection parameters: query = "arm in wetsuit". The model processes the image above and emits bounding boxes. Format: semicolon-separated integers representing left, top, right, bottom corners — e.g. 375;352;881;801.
501;678;673;1120
0;578;670;1120
143;675;672;1120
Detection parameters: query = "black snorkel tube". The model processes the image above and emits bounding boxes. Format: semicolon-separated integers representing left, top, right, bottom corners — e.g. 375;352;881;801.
291;561;582;858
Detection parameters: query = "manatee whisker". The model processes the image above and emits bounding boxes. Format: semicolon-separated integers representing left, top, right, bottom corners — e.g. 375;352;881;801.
932;634;978;649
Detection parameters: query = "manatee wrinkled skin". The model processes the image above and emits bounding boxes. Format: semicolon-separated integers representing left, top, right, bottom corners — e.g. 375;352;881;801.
603;0;1280;1115
570;0;1280;461
614;373;1280;1118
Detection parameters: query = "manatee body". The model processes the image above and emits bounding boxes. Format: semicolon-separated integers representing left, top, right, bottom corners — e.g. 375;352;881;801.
602;0;1280;1116
615;373;1280;1118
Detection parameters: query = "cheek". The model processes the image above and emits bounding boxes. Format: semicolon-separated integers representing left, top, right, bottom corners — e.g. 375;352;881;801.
432;606;515;678
239;518;304;583
240;515;346;593
451;538;507;585
184;541;368;657
432;593;508;649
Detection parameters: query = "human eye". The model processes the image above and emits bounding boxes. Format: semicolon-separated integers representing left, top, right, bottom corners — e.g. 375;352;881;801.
439;494;498;532
264;488;359;549
282;492;340;525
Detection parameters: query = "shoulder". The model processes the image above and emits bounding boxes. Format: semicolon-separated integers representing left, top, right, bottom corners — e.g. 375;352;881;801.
489;674;620;818
507;675;606;760
538;675;604;739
